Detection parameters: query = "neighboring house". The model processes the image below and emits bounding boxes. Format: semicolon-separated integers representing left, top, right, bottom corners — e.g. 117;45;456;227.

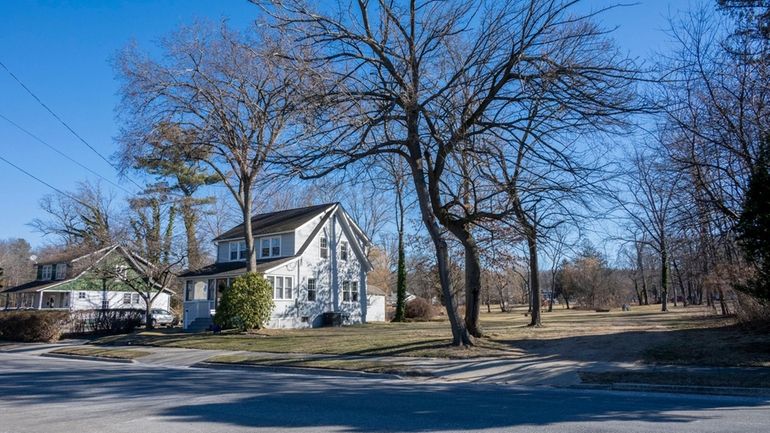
0;245;172;312
179;203;385;330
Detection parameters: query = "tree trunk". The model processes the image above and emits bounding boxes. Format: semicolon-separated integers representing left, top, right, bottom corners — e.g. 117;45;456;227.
636;244;649;305
448;224;483;338
660;246;669;312
527;233;542;327
241;184;257;272
393;185;407;322
408;154;472;346
673;259;687;307
180;196;202;270
548;268;557;312
145;295;154;329
633;278;643;305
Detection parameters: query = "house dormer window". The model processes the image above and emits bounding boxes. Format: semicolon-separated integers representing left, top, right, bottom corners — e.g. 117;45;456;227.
229;241;247;261
319;236;328;259
340;241;349;261
260;237;281;258
41;265;52;280
55;263;66;280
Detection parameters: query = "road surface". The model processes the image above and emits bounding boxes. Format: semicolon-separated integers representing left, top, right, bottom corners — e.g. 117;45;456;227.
1;350;768;433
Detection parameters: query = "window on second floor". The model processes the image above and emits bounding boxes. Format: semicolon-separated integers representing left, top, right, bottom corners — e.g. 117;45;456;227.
55;263;66;280
41;265;52;280
340;241;349;261
229;241;247;261
123;293;132;305
260;237;281;258
319;236;328;259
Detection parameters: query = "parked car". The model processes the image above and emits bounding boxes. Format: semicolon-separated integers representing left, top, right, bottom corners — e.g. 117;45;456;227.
142;309;179;327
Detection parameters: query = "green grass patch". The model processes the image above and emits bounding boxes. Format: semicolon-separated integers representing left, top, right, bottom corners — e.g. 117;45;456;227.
51;346;151;360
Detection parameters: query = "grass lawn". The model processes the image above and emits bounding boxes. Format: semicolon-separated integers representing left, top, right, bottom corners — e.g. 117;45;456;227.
206;353;431;377
92;305;770;366
579;370;770;389
51;346;152;360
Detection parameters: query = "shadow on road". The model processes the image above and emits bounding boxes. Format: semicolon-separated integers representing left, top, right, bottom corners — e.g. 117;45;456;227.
2;357;768;432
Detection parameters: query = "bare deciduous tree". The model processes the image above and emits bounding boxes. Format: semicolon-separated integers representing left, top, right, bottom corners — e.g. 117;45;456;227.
116;22;304;272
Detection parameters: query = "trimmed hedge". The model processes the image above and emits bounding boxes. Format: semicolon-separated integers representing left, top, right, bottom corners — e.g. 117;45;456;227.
70;309;143;335
0;310;70;342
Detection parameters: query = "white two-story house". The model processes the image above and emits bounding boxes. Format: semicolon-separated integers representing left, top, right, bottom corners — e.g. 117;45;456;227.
178;203;385;330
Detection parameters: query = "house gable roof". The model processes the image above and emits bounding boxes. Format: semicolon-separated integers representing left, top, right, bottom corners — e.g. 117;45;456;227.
213;203;337;242
1;245;173;294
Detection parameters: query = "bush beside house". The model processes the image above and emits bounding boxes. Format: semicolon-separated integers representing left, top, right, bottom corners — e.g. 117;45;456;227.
214;274;275;331
0;310;70;342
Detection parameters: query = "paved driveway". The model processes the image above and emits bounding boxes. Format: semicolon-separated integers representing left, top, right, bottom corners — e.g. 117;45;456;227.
1;350;768;433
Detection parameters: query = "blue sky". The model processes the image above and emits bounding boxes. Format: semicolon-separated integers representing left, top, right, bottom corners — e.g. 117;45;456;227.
0;0;685;248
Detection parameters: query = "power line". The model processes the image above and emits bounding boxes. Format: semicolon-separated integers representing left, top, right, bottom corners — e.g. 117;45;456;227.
0;153;87;206
0;112;134;194
0;59;145;191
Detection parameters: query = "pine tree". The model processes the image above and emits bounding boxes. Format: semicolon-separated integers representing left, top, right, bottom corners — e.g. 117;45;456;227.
736;137;770;303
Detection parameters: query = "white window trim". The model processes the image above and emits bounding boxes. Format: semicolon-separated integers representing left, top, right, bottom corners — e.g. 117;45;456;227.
122;293;132;305
267;275;294;300
342;280;359;303
319;236;328;259
307;278;316;302
78;292;86;299
259;236;282;258
41;265;52;280
55;263;66;280
340;241;349;261
229;240;247;261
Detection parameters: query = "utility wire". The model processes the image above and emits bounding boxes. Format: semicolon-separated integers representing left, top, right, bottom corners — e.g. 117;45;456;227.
0;59;145;191
0;153;89;206
0;112;134;194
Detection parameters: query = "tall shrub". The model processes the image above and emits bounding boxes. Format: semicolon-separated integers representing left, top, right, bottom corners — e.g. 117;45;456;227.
214;273;275;331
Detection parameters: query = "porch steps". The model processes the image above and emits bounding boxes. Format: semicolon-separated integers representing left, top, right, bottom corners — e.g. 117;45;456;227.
186;317;213;333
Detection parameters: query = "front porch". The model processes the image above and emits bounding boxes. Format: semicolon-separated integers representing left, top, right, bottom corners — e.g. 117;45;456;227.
182;278;232;329
3;290;71;310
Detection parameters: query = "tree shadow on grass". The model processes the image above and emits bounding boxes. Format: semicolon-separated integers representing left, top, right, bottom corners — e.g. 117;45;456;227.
1;359;768;432
492;323;770;366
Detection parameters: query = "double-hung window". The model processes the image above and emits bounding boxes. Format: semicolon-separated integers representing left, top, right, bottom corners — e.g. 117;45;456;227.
342;281;351;302
260;237;281;258
229;241;247;261
123;293;132;305
266;276;293;300
340;241;349;261
319;236;328;259
41;265;52;280
307;278;316;302
342;281;359;303
55;263;66;280
132;293;140;304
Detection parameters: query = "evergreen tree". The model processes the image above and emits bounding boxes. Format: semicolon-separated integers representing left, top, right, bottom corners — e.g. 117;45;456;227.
736;137;770;303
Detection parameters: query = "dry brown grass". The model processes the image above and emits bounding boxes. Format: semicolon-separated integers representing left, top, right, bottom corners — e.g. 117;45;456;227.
93;304;769;366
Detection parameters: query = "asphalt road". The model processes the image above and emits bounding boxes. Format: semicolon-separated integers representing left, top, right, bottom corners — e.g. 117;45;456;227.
1;351;768;433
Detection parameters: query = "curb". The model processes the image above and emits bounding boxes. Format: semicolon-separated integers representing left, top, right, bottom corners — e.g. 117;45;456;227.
570;382;770;398
41;352;136;364
194;360;423;380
